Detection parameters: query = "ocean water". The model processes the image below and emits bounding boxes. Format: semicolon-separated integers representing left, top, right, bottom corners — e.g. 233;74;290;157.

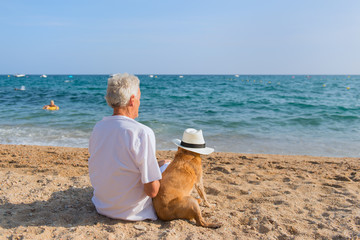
0;74;359;157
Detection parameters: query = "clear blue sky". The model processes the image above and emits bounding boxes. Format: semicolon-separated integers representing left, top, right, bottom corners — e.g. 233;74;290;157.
1;0;359;74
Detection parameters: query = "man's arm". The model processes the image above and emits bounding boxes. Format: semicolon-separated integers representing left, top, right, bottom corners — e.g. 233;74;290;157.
144;180;160;198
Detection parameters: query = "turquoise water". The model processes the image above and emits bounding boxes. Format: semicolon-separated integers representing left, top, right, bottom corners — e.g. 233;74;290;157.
0;74;359;157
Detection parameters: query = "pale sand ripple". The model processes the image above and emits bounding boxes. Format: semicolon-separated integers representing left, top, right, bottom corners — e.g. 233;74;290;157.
0;144;359;239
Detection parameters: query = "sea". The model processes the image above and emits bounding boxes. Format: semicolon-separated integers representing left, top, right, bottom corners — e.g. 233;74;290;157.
0;74;359;158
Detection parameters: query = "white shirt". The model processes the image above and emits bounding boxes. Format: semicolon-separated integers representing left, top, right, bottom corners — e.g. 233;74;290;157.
88;115;162;221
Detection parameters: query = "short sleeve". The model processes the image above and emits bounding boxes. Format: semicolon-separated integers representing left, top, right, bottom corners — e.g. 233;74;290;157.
132;128;162;184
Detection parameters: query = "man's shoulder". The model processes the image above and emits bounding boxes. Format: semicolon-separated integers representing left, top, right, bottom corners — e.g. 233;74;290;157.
94;116;154;135
133;121;154;137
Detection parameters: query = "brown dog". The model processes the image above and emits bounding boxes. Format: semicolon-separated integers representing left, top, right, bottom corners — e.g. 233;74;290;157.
153;147;221;228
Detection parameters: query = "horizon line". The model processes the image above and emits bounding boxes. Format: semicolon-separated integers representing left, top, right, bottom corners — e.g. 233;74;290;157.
1;73;360;76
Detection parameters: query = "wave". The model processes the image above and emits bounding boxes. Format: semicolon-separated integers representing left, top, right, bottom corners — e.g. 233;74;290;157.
286;102;319;109
219;102;245;107
0;125;90;148
324;114;359;121
286;117;323;126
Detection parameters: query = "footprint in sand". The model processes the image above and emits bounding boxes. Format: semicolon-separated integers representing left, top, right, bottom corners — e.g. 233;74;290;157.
211;166;232;174
226;195;236;200
322;212;330;217
273;200;285;205
349;172;360;182
206;187;221;196
282;177;291;183
333;175;351;182
322;183;343;189
346;198;356;204
355;217;360;225
309;161;320;165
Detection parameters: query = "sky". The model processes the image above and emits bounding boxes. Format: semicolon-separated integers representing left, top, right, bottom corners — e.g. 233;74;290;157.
1;0;360;75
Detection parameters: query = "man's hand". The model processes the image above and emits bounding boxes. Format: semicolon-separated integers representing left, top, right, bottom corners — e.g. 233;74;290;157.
144;180;160;198
158;159;171;167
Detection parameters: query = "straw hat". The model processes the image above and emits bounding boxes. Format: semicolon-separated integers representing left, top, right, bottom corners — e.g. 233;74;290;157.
172;128;214;155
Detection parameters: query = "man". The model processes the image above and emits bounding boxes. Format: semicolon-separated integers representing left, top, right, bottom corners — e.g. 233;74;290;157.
88;73;162;221
42;100;59;110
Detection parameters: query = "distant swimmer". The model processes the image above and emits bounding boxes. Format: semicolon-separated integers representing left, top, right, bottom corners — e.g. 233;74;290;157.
43;100;59;111
14;86;26;91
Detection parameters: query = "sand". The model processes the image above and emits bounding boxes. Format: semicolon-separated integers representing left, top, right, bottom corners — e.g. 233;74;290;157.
0;144;359;240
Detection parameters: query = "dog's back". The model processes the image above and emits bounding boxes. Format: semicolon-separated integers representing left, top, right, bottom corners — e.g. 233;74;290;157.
153;148;220;228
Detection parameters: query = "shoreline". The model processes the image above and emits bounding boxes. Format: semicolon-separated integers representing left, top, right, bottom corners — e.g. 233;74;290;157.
0;143;357;159
0;144;359;239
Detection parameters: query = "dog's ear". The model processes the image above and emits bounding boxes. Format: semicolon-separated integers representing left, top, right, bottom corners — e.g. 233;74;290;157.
178;147;185;153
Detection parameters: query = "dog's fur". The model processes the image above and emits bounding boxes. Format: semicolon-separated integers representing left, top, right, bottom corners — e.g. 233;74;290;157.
153;148;221;228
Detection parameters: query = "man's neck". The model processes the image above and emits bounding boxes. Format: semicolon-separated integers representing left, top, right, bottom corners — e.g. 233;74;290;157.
113;107;135;119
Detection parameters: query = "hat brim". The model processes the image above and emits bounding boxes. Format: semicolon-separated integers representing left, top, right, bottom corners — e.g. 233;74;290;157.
172;139;214;155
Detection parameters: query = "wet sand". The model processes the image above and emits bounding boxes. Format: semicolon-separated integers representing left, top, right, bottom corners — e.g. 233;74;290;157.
0;144;359;239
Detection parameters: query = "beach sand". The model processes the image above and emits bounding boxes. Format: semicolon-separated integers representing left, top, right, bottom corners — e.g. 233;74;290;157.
0;144;359;239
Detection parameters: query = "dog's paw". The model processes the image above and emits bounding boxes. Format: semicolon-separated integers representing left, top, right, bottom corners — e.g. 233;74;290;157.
204;202;216;208
207;221;222;228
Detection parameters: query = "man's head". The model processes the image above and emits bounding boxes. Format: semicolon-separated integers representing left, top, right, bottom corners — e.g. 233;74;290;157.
105;73;140;108
50;100;55;105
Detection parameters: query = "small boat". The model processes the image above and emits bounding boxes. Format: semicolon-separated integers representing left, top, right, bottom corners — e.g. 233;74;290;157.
235;74;239;77
149;75;154;78
14;74;25;78
40;74;47;78
179;75;184;78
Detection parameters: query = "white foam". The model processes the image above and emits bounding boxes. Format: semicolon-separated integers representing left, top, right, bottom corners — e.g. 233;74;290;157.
0;125;90;148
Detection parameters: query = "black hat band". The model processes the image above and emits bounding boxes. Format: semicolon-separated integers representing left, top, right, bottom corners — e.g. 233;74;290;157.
180;141;206;148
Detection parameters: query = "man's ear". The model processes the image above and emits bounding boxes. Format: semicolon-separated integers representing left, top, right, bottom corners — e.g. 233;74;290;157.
128;94;135;106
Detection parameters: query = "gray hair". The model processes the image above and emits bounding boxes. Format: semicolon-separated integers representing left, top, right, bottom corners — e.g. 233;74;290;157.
105;73;140;108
